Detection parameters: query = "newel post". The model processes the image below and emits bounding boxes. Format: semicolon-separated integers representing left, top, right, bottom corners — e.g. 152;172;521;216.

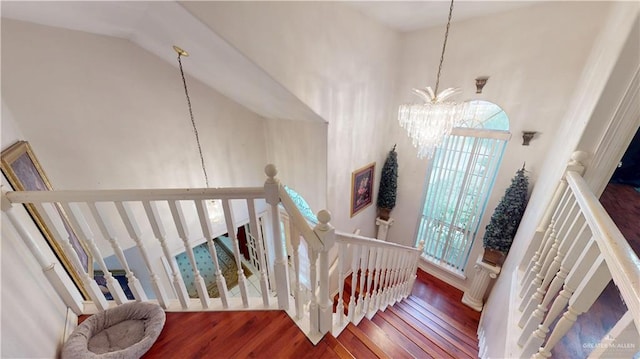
313;210;335;335
1;186;84;314
264;164;290;309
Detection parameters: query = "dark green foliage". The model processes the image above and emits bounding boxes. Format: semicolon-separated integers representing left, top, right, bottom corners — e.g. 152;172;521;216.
377;146;398;210
482;167;529;254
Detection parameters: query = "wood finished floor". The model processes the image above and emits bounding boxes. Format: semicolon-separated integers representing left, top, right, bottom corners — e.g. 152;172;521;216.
80;269;480;358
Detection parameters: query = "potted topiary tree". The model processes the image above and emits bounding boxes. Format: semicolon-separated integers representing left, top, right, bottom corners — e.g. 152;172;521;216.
482;165;530;266
376;145;398;221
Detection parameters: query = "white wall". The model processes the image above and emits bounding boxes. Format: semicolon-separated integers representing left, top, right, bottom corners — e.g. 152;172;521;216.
1;19;274;256
480;3;639;358
1;19;268;191
389;2;613;287
1;105;70;359
264;118;328;212
182;1;400;237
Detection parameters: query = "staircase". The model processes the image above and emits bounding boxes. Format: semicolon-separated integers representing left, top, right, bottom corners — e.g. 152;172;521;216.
333;269;479;358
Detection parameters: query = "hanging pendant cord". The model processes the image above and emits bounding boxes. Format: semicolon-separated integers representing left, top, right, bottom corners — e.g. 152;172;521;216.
177;53;210;188
434;0;455;96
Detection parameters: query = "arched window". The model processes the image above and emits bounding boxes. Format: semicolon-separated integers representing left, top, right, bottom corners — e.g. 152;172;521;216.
416;100;510;273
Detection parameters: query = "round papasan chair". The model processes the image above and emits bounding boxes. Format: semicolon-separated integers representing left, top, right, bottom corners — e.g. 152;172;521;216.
61;302;166;359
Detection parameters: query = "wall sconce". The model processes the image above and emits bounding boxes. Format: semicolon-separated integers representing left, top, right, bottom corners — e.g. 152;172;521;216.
475;76;489;94
522;131;538;146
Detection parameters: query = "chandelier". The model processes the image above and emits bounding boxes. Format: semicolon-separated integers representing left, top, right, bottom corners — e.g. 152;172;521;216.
398;0;464;159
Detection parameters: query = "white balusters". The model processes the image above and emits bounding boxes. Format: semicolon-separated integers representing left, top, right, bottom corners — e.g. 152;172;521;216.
116;201;169;308
143;201;190;309
355;246;368;316
366;247;383;318
336;242;346;326
518;220;589;345
289;217;303;319
521;239;601;357
264;164;290;309
247;199;270;307
520;190;574;306
519;200;581;322
221;199;249;307
2;195;84;314
194;200;229;308
533;255;612;358
348;244;359;322
79;203;129;304
34;203;110;311
85;202;147;302
313;210;334;335
168;200;210;309
307;244;319;335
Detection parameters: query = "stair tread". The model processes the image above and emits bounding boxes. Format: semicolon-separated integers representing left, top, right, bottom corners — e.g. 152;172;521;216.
356;318;415;359
337;324;381;359
323;333;356;359
383;304;478;358
403;295;480;341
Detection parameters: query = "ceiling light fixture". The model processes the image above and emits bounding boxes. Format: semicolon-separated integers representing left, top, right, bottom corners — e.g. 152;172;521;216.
398;0;465;159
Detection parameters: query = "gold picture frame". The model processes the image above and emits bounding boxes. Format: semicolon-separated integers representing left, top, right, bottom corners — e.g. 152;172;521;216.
1;140;92;299
350;162;375;217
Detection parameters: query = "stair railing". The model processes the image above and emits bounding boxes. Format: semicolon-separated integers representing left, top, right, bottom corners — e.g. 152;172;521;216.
2;163;423;344
333;231;423;331
516;152;640;358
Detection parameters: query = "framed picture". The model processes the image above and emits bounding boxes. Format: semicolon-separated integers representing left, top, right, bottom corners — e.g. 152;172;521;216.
1;140;92;298
350;162;375;217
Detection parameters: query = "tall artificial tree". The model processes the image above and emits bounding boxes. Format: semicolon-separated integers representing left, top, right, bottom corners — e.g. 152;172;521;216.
377;145;398;220
482;166;529;265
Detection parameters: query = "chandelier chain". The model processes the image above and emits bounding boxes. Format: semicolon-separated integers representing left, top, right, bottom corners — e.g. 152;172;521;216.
434;0;455;96
177;53;210;188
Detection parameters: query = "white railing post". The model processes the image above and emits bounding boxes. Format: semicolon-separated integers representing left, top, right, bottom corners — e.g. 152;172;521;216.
1;189;84;314
313;210;335;335
336;241;346;326
195;200;230;308
116;201;169;308
247;199;270;308
143;201;190;309
168;200;210;309
222;199;250;308
264;164;290;310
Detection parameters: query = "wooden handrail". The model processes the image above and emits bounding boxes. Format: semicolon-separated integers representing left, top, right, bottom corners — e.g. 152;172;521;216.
5;187;266;203
565;170;640;331
336;231;420;253
278;185;323;250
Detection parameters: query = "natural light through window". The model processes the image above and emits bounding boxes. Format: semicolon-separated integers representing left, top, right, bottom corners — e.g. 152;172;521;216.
416;100;510;273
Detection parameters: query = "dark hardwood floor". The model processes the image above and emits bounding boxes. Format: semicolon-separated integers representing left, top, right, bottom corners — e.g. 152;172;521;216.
80;269;480;358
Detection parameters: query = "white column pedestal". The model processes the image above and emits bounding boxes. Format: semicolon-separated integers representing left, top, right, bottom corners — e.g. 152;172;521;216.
375;217;394;241
462;254;501;311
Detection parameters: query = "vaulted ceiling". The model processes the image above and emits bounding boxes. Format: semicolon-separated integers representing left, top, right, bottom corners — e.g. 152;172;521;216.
1;1;538;122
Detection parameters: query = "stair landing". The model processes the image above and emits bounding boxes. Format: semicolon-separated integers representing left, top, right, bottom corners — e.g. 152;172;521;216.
79;269;480;358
